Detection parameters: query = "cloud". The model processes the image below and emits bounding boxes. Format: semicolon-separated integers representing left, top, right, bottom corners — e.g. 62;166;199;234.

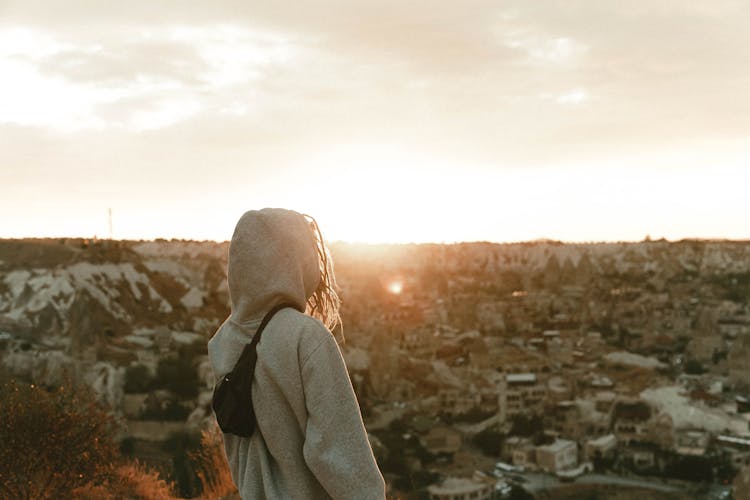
0;0;748;162
556;89;587;105
1;1;749;242
0;23;306;131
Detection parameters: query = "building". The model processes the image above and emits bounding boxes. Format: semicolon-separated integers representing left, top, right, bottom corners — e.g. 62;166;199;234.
729;335;750;389
611;399;653;446
396;327;436;359
427;477;494;500
675;429;710;457
477;384;501;415
511;441;538;470
438;387;481;416
584;434;617;462
536;439;578;473
500;373;547;422
546;401;581;439
619;443;661;471
420;426;462;455
503;436;533;464
717;435;750;470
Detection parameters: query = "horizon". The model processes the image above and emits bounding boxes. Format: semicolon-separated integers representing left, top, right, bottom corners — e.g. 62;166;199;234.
3;234;749;247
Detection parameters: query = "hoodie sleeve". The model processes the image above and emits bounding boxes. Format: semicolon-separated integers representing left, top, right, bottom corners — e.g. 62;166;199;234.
300;330;386;500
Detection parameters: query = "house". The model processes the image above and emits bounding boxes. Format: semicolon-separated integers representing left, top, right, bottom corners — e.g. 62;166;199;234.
618;442;663;472
716;435;750;470
427;477;493;500
438;387;481;417
500;373;547;422
675;429;710;457
729;335;750;389
611;399;653;446
546;401;581;439
396;327;436;359
584;434;617;462
511;441;538;470
595;391;617;413
547;376;574;404
420;426;462;455
536;439;578;473
477;382;501;415
503;436;534;464
737;395;750;414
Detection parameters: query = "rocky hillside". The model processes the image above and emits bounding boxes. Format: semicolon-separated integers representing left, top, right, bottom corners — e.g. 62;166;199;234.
0;238;229;344
2;237;749;349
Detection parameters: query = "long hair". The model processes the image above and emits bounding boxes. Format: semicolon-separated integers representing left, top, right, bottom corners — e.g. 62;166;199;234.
302;214;343;338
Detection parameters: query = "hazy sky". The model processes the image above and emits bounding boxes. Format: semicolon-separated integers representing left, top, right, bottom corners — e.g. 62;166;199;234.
2;1;748;243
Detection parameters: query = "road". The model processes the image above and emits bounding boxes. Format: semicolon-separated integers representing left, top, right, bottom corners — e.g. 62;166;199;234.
520;472;684;494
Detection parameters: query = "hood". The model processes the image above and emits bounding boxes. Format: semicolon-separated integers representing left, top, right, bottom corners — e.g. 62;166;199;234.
226;208;320;326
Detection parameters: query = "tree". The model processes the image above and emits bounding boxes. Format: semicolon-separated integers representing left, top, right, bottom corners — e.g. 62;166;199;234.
154;357;200;399
473;428;505;457
509;414;543;438
124;364;154;393
0;378;119;498
508;485;534;500
684;359;706;375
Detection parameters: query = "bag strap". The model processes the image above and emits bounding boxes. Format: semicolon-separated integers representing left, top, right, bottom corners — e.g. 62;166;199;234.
233;302;298;368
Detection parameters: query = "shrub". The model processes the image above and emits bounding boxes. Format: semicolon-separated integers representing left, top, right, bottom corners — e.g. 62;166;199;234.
0;379;118;498
73;460;176;500
120;437;136;456
189;426;238;499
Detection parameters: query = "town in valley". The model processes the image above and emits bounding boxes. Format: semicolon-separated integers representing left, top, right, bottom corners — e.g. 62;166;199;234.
1;237;749;499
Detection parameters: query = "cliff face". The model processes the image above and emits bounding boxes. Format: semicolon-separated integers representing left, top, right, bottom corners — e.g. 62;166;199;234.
0;238;231;407
0;239;230;347
3;237;749;344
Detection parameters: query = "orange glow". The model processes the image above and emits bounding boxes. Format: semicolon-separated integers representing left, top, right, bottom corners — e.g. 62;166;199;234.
387;281;403;295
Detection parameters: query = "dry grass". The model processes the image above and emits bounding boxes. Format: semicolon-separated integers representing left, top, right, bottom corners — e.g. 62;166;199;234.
190;427;239;500
73;460;176;499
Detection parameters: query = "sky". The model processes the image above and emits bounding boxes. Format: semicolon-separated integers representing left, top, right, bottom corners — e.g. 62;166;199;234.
1;1;748;244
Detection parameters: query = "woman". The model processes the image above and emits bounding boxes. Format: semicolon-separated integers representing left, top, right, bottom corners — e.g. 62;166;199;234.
207;208;386;499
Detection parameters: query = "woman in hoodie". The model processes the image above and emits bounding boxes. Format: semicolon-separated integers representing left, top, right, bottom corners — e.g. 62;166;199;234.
207;208;386;500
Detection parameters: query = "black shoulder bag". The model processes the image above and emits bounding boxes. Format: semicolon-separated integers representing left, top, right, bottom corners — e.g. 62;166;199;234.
212;303;295;437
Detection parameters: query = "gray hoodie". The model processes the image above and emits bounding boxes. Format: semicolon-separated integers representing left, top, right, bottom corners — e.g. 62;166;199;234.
207;208;386;500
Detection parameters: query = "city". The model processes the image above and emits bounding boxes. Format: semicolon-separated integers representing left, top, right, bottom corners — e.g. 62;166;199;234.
1;237;748;498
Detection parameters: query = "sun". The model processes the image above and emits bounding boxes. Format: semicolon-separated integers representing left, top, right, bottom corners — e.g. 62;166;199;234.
387;281;403;295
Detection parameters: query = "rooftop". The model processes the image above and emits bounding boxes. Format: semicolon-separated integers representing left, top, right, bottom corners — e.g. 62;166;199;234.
537;438;576;453
506;373;536;384
587;434;617;447
427;477;490;495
